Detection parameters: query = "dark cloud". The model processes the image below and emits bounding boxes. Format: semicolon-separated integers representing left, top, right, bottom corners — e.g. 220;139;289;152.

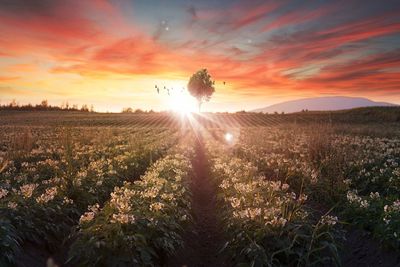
0;0;58;16
186;5;197;20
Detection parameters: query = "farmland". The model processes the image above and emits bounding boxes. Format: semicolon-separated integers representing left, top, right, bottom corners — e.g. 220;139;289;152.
1;108;400;267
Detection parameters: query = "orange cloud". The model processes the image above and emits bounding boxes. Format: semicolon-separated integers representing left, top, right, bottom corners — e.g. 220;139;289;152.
0;76;20;82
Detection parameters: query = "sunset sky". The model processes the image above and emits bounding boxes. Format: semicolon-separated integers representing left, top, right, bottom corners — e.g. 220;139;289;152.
0;0;399;112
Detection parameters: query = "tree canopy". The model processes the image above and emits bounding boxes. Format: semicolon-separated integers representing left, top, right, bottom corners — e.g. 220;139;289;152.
187;69;215;111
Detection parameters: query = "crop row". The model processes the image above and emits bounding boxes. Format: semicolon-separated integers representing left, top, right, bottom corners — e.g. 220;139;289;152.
206;138;342;266
68;141;195;266
0;127;181;265
230;126;400;250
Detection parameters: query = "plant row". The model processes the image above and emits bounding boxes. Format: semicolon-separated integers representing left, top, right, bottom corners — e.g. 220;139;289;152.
207;139;343;266
229;126;400;250
0;127;179;265
67;143;195;266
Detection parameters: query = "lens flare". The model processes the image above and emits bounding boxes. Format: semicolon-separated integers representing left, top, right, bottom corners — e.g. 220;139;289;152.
225;132;233;142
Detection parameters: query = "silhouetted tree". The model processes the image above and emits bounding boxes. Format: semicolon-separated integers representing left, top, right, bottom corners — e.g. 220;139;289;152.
187;68;215;112
10;99;18;107
122;107;133;113
0;100;92;112
81;104;89;112
40;100;48;108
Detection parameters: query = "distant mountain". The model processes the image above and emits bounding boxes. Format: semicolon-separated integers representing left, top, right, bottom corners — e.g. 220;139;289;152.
252;96;397;113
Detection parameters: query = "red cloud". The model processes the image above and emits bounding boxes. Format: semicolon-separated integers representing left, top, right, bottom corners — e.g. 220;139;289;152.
261;4;336;32
0;0;127;58
231;1;281;29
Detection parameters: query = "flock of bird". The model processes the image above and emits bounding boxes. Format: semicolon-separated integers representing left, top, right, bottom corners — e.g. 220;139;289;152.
154;85;185;95
154;81;226;95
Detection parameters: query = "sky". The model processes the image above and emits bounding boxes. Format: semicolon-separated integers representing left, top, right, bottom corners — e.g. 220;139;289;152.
0;0;399;112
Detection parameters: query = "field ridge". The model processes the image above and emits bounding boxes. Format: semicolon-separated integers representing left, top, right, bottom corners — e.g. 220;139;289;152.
169;135;228;267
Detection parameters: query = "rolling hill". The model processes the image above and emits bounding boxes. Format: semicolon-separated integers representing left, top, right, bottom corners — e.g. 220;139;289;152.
252;96;397;113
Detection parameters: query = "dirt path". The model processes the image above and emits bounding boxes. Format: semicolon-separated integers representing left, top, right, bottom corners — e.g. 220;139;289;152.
339;229;400;267
168;137;229;267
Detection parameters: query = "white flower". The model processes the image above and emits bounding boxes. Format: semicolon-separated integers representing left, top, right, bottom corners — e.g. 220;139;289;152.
360;200;369;209
63;197;74;205
311;171;318;184
8;201;18;209
281;183;289;191
110;187;135;213
266;216;287;227
229;197;241;208
110;213;135;224
393;200;400;211
79;204;100;224
298;193;308;203
384;200;400;213
0;188;8;199
19;183;38;198
347;190;369;208
343;179;352;186
237;207;262;220
36;187;58;204
320;215;338;226
79;211;95;223
149;202;165;212
369;192;380;199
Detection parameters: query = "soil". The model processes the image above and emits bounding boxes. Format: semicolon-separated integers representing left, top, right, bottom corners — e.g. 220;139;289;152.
15;241;70;267
311;202;400;267
168;136;230;267
338;229;400;267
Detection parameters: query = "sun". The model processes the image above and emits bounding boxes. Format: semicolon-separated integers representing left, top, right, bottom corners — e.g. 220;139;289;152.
157;79;198;114
166;86;198;115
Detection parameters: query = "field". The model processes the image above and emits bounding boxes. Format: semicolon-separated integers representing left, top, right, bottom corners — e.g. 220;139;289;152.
1;108;400;267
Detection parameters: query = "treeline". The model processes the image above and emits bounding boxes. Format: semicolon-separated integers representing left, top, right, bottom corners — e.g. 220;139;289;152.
0;99;95;112
121;107;155;114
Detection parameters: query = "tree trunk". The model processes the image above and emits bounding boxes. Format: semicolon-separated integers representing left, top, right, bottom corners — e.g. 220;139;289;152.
198;101;202;113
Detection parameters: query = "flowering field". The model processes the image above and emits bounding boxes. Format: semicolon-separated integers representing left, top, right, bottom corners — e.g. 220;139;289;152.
203;124;400;266
0;124;188;266
0;111;399;266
